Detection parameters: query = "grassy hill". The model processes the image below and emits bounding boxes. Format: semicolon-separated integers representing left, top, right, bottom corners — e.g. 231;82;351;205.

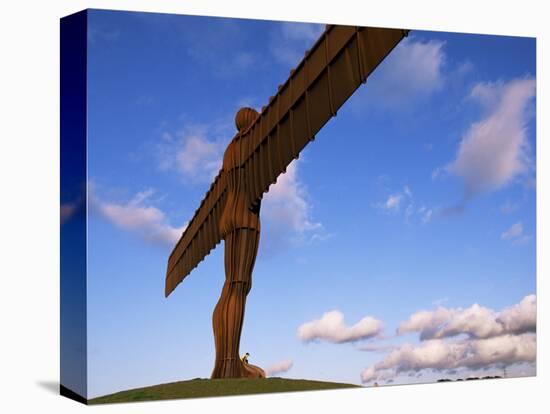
89;377;361;405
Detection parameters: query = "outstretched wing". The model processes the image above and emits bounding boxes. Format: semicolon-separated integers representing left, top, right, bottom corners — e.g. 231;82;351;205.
234;25;409;208
165;25;408;297
165;170;227;297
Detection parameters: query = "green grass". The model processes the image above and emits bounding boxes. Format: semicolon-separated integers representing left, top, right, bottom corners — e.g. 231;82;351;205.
89;377;361;405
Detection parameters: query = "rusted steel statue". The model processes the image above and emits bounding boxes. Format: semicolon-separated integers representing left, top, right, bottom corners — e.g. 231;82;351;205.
165;25;409;379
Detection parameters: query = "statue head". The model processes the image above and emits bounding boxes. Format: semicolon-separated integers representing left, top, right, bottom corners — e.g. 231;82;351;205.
235;107;259;133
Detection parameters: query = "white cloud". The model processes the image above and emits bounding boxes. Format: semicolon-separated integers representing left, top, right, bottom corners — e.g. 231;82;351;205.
297;310;383;344
375;185;434;224
380;37;445;97
157;123;228;184
362;295;536;382
360;366;377;382
397;307;456;339
265;359;294;376
418;206;433;223
375;186;411;213
397;295;536;340
176;136;220;178
262;160;325;243
93;188;186;246
445;77;536;197
354;37;445;109
270;22;324;67
497;294;537;334
360;333;536;383
385;194;403;210
501;222;522;240
501;221;527;242
429;304;505;339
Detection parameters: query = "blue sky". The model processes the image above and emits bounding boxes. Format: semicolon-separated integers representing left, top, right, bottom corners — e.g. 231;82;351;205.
74;9;536;397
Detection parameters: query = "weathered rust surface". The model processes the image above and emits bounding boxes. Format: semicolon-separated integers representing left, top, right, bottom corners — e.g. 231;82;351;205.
165;171;226;296
165;24;408;379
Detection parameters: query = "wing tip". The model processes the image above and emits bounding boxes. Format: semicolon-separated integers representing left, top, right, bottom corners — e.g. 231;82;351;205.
164;275;173;298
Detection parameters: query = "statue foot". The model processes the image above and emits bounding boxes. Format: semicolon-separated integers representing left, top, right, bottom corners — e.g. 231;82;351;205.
242;363;266;379
211;359;266;379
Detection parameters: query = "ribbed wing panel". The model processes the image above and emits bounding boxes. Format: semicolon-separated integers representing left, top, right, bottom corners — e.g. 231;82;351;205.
238;26;408;207
165;170;227;297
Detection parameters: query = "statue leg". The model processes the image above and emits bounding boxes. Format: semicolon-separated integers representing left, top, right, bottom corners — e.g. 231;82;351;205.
211;227;264;379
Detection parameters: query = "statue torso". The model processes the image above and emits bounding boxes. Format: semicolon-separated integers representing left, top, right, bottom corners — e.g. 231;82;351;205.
219;137;261;237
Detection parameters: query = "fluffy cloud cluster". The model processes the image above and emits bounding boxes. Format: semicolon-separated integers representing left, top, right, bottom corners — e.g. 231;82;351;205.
361;295;536;383
375;185;433;224
386;191;408;212
262;160;324;241
353;37;446;109
157;124;228;184
361;333;536;383
175;136;221;179
501;221;531;244
265;359;294;376
297;310;383;344
397;294;536;340
445;78;535;197
376;186;412;213
377;37;445;101
93;188;186;246
501;222;524;240
498;295;537;334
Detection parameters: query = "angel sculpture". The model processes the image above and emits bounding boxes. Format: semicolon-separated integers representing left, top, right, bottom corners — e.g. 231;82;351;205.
165;25;409;378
